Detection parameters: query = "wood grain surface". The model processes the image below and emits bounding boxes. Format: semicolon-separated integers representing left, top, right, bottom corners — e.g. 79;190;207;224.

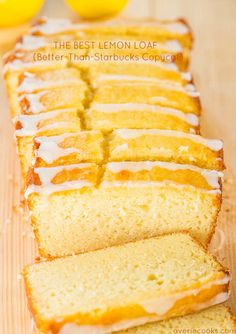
0;0;235;333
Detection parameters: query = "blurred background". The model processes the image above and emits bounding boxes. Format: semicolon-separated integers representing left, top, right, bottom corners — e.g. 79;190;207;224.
0;1;236;333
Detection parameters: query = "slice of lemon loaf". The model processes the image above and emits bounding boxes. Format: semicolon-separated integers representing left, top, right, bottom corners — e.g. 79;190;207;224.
26;161;222;257
18;84;87;115
17;67;82;93
14;108;81;178
108;129;224;170
93;82;200;115
75;59;189;84
115;306;236;334
8;67;84;117
3;51;69;116
31;17;192;48
92;72;190;88
31;129;224;170
34;131;105;167
85;103;199;133
23;233;229;334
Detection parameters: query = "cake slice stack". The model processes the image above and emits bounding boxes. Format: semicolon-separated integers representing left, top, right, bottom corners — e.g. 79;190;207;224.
3;16;234;334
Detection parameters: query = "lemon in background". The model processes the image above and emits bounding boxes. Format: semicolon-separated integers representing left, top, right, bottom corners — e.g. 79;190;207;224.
0;0;45;27
65;0;128;19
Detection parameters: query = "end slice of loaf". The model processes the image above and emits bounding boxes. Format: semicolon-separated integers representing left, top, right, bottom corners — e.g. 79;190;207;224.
23;233;229;334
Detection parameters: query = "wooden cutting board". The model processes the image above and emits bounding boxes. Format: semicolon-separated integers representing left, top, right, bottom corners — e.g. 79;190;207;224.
0;0;236;333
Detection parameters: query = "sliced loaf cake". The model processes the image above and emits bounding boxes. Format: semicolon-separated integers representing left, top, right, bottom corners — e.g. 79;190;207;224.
23;233;229;334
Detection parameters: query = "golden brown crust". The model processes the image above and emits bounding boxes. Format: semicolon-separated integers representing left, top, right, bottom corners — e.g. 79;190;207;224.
26;168;42;186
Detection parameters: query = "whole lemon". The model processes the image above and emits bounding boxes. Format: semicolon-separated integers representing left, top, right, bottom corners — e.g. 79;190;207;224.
0;0;45;27
65;0;128;19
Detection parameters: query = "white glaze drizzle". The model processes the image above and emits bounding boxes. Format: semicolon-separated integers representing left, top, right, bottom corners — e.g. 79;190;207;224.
113;129;223;151
103;79;198;96
58;276;229;334
77;58;178;71
36;141;82;164
165;22;189;34
181;72;192;81
15;35;47;51
93;75;183;89
140;276;229;315
105;161;223;189
35;131;99;163
165;40;183;52
17;72;82;93
59;317;158;334
19;91;46;113
89;103;199;127
14;108;78;136
31;18;76;35
100;181;222;195
35;121;80;133
94;19;190;35
25;161;223;196
25;163;95;198
25;181;93;198
3;57;66;75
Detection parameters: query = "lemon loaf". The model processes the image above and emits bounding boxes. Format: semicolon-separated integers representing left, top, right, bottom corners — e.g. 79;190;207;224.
32;129;224;170
92;72;191;88
23;233;229;334
116;306;236;334
17;67;82;93
34;131;105;167
3;51;68;116
93;81;200;115
9;68;84;117
18;84;87;115
31;17;193;48
14;108;81;178
26;161;222;257
85;103;199;133
75;59;190;84
108;129;224;170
